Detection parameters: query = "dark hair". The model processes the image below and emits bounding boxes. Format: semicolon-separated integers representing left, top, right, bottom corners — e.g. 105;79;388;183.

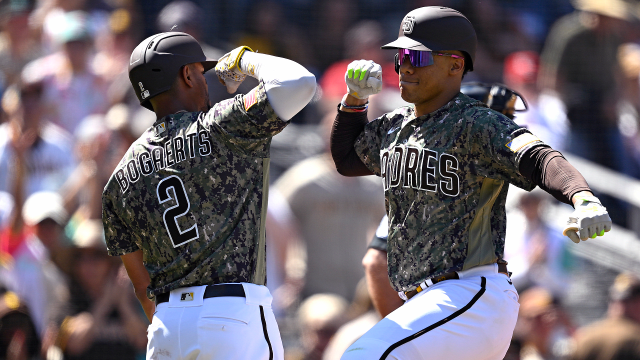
462;52;472;77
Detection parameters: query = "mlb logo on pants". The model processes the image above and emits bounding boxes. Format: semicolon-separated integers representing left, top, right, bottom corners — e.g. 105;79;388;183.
181;292;194;301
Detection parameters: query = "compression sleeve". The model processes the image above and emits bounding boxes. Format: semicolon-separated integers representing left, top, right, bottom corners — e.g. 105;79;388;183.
240;52;316;121
330;109;374;176
519;145;592;206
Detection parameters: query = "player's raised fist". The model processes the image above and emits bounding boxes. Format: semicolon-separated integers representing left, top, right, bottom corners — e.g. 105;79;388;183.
215;46;253;94
563;194;612;243
345;60;382;100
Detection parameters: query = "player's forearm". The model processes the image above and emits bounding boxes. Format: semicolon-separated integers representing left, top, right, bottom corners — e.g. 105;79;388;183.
240;52;316;120
518;145;591;206
330;110;374;176
362;249;403;317
135;289;155;323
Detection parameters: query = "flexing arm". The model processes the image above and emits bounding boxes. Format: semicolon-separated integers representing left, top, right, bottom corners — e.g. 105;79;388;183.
330;60;384;176
239;52;316;120
330;109;374;176
216;47;316;121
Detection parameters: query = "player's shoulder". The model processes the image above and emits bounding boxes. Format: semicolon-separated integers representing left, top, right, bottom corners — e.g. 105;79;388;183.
371;106;415;130
456;94;516;127
385;105;414;121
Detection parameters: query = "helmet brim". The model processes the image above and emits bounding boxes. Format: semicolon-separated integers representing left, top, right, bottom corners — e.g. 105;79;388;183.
202;58;218;73
381;37;431;51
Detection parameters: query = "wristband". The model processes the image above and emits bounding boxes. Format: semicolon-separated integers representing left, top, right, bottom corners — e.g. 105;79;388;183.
339;101;369;112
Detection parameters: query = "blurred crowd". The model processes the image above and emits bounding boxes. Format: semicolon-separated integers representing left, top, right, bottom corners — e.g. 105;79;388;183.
0;0;639;359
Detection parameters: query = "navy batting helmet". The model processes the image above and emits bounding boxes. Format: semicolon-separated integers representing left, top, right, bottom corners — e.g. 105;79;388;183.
383;7;477;73
128;32;217;110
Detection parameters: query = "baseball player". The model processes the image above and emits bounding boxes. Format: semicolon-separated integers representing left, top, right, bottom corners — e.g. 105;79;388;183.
102;32;315;360
363;82;528;318
331;7;612;360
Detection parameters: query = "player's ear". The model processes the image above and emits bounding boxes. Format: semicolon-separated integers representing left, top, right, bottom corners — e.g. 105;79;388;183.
450;57;464;76
180;65;194;88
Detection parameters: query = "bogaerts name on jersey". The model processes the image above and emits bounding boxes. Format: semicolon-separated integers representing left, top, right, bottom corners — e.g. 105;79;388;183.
113;130;213;193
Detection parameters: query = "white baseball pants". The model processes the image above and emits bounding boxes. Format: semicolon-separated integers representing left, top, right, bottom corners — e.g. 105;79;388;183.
147;283;284;360
341;264;519;360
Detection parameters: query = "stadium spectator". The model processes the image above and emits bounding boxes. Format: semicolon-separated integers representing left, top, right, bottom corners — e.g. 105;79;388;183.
504;190;574;297
273;112;385;302
0;80;74;197
539;0;632;175
1;191;71;341
22;10;109;135
296;293;348;360
57;219;146;360
0;0;42;87
514;287;575;360
570;273;640;360
503;51;568;150
0;290;40;360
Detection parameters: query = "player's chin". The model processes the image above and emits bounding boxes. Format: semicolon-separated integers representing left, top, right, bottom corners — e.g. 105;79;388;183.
399;88;418;104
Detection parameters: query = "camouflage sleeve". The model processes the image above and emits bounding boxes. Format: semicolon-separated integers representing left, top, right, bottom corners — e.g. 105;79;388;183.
201;80;287;140
467;108;540;191
353;114;388;176
102;184;139;257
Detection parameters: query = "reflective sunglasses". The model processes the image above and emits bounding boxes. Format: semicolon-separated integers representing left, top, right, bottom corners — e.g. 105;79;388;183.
398;49;464;68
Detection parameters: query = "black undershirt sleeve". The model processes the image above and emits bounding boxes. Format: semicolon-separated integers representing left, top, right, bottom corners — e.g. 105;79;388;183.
518;145;592;206
330;109;375;176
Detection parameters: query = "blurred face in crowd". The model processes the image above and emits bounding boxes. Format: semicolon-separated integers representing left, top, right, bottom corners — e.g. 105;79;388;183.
3;11;31;45
55;0;87;11
19;85;44;131
34;218;63;251
75;247;113;293
519;194;543;222
623;296;640;323
63;39;91;72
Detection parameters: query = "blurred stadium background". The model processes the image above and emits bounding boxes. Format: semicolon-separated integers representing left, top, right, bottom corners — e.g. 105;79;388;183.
1;0;640;359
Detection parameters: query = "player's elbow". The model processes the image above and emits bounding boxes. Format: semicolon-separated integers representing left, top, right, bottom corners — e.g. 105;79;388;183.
362;248;387;272
298;72;317;102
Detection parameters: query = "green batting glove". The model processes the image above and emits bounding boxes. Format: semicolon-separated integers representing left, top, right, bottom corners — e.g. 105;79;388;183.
345;59;382;100
563;194;612;243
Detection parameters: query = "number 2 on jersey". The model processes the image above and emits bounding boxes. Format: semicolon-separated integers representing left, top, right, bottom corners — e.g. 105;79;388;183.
156;175;199;247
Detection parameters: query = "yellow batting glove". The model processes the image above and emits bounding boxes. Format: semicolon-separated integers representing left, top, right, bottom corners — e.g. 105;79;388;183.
215;46;253;94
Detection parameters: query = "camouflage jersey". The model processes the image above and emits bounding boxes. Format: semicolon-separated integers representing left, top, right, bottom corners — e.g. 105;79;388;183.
354;93;542;292
102;81;285;299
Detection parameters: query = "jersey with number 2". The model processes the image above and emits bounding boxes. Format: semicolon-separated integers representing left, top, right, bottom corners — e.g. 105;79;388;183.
102;81;285;299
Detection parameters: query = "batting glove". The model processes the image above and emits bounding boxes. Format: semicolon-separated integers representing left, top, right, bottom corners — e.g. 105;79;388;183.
563;194;612;243
345;59;382;100
215;46;254;94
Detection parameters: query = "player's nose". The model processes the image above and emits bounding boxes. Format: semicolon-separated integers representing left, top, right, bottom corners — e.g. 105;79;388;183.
399;56;415;74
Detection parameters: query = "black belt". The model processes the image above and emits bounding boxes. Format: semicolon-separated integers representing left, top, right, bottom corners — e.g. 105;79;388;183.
403;262;509;300
155;284;245;305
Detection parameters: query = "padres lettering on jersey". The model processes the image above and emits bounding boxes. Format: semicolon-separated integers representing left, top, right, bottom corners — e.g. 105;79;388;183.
353;93;542;292
381;145;460;197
